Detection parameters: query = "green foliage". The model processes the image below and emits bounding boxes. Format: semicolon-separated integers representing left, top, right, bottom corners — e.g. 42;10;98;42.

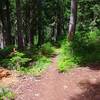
77;0;100;31
0;88;15;100
0;43;54;76
57;40;76;72
71;30;100;64
58;30;100;72
1;51;31;70
40;42;55;56
0;0;100;74
19;55;51;76
10;52;31;69
16;43;54;75
0;46;14;59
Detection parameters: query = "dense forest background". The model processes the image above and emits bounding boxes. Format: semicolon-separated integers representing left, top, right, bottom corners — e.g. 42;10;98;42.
0;0;99;48
0;0;100;73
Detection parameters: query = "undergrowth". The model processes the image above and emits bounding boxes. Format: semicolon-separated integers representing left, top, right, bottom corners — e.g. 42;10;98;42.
19;55;51;76
58;30;100;72
57;40;77;72
0;42;54;76
0;31;100;74
0;88;15;100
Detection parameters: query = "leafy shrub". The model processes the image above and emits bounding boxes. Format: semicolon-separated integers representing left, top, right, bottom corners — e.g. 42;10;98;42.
10;52;31;69
71;30;100;64
58;30;100;72
0;88;15;100
57;40;76;72
0;45;52;76
40;42;55;56
19;55;51;76
0;46;14;59
1;51;31;70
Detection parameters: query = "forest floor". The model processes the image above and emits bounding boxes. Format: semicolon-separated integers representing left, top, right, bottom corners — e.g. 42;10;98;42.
1;55;100;100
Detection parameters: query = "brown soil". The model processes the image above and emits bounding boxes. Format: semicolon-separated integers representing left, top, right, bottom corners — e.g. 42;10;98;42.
0;68;11;79
8;56;100;100
0;69;19;87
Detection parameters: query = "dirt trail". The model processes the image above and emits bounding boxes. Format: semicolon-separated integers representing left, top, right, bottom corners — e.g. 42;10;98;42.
11;56;100;100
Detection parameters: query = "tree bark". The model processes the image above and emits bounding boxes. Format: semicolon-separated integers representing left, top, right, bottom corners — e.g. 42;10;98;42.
56;0;63;40
16;0;24;50
29;0;37;47
68;0;77;41
0;0;12;47
6;0;12;45
0;20;4;49
37;0;44;46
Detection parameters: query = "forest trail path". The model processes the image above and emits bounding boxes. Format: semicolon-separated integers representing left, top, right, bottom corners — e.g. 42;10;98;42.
11;55;100;100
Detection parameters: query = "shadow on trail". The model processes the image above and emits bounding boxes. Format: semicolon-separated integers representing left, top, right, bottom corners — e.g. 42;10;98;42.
80;63;100;70
70;81;100;100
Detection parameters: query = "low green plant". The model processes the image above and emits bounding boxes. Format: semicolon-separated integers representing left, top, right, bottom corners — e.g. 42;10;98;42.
57;40;77;72
10;52;31;69
19;55;51;76
0;88;15;100
0;44;53;76
40;42;55;56
1;51;31;70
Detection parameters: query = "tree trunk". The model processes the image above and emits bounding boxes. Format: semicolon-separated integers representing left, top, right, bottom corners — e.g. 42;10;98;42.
0;0;12;47
57;13;62;41
56;0;63;41
68;0;77;41
29;0;37;47
0;20;4;49
37;0;44;46
16;0;24;50
6;0;12;45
